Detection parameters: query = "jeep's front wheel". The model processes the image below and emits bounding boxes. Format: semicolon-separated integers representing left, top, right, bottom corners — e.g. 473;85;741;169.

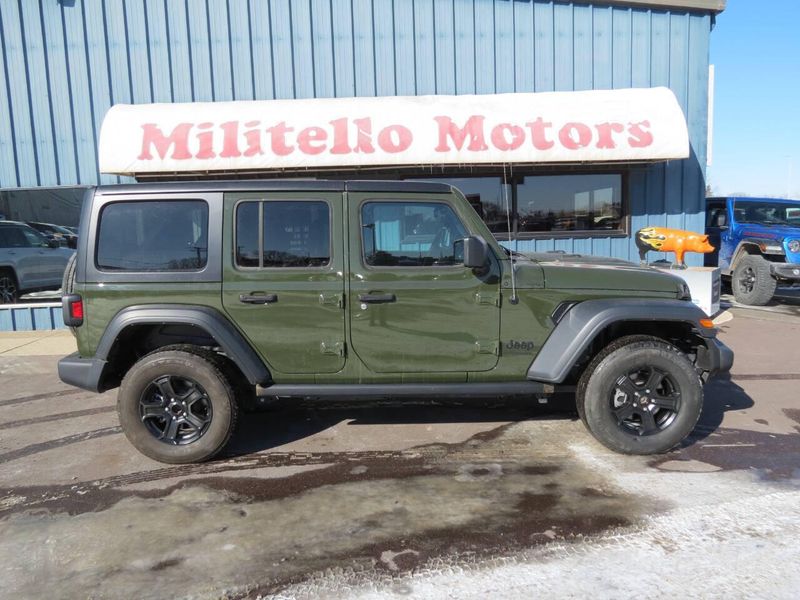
732;254;776;306
576;336;703;455
118;348;238;463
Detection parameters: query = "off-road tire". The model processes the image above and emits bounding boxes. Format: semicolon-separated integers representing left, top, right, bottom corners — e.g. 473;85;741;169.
731;254;776;306
576;335;703;455
61;253;78;335
118;346;239;463
0;268;19;304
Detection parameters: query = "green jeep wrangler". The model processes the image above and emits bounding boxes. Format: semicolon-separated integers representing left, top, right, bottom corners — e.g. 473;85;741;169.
59;181;733;463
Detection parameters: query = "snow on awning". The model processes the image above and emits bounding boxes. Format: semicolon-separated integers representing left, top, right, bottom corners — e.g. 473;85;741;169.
98;87;689;177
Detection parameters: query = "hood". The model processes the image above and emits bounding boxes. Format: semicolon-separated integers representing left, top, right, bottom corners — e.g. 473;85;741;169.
515;251;684;294
739;224;800;241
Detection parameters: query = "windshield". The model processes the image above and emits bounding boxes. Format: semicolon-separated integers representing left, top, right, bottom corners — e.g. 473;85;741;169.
734;200;800;226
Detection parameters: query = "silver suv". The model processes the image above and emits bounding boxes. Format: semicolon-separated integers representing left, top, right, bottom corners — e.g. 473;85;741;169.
0;221;75;303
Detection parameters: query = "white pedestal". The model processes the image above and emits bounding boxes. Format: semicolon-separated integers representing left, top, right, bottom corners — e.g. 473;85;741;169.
663;266;721;316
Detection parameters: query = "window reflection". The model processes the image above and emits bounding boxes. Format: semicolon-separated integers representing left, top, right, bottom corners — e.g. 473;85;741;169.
516;175;622;233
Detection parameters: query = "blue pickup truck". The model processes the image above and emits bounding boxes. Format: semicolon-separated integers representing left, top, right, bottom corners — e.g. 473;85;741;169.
705;197;800;305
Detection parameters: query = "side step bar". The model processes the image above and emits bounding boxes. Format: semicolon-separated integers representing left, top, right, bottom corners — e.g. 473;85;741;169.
257;381;555;400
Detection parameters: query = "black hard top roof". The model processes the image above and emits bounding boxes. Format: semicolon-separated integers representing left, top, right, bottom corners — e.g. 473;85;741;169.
96;179;453;195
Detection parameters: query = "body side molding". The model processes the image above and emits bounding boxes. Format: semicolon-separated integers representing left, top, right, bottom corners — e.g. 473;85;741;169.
259;382;552;400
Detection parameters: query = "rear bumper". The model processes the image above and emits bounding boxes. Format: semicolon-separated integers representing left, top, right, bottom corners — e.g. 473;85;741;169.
58;352;106;393
696;338;734;378
770;262;800;282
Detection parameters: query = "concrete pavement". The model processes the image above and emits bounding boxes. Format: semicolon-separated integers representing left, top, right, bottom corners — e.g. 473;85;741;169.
0;330;76;357
0;306;798;599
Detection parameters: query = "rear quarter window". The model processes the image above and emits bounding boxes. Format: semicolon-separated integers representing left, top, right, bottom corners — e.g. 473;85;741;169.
96;200;209;271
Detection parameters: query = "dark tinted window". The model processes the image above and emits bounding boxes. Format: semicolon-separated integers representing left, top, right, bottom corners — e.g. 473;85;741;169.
0;224;49;248
706;203;726;228
235;200;331;268
734;200;800;226
235;202;260;267
96;200;208;271
516;174;623;233
412;177;511;237
408;173;625;238
361;201;467;267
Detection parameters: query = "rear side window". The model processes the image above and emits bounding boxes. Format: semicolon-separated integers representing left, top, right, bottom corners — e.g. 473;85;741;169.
235;200;331;268
96;200;208;271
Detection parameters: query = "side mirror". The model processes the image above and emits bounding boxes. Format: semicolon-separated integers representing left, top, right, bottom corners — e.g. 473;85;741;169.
458;235;489;269
48;239;60;248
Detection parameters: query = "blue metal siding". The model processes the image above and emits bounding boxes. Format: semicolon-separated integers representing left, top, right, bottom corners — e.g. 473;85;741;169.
0;303;65;332
0;0;712;264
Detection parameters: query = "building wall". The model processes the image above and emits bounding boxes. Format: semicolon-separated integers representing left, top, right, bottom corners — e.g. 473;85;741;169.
0;0;713;264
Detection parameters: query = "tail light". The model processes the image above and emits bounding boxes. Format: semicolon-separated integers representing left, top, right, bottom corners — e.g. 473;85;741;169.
63;294;84;327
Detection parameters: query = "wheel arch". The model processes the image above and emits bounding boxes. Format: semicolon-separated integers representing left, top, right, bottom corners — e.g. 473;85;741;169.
729;239;787;271
95;305;271;391
527;299;715;384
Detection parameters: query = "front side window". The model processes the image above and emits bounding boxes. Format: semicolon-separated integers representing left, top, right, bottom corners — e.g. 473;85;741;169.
361;201;467;267
235;200;331;268
21;226;51;247
0;225;49;248
96;200;208;271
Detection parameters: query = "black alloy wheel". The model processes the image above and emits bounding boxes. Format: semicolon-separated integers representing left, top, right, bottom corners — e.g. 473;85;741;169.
576;335;704;455
139;375;213;445
731;255;776;306
0;272;18;304
737;264;756;295
118;346;238;463
610;366;681;436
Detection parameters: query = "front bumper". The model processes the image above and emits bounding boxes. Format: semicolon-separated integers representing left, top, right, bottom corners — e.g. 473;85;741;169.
770;262;800;282
695;338;734;379
58;352;107;393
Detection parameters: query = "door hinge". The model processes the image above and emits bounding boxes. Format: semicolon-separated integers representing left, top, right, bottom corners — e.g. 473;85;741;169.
319;293;345;308
475;292;500;307
475;340;499;355
320;341;346;357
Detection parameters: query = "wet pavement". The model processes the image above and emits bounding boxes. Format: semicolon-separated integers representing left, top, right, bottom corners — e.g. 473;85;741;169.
0;306;799;599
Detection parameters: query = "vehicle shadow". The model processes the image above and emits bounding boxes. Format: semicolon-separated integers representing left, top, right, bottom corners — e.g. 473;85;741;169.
224;395;578;457
224;376;755;458
721;288;800;314
682;372;755;446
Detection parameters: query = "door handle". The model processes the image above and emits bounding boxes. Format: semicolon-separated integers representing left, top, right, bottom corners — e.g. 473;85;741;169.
239;293;278;304
358;292;396;304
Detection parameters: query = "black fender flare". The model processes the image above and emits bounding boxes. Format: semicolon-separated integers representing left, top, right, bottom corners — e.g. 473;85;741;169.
96;304;271;386
729;239;782;270
526;298;715;384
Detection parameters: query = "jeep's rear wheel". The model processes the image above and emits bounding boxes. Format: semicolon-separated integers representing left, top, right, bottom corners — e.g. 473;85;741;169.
576;336;703;455
0;269;19;304
732;254;776;306
118;348;238;463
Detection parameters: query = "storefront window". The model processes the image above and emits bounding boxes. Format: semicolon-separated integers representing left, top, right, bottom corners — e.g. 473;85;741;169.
411;173;624;238
516;174;623;234
0;187;86;227
439;178;511;237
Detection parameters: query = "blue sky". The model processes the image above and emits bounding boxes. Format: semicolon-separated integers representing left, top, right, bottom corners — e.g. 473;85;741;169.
706;0;800;198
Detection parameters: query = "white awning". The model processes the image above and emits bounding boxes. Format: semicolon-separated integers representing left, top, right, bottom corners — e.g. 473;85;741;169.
98;87;689;177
